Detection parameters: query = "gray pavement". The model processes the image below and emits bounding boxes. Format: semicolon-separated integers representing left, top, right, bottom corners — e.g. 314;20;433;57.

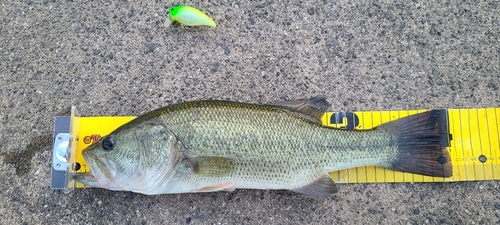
1;0;499;224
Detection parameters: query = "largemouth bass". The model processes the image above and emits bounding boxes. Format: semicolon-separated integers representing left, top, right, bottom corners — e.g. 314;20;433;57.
74;97;452;197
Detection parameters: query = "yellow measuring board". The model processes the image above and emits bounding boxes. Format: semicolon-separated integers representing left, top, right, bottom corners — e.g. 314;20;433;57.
66;108;500;189
324;109;500;183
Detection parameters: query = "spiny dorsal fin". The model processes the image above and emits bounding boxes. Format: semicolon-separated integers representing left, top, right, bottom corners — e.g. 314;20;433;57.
270;96;331;124
292;173;338;197
184;156;235;176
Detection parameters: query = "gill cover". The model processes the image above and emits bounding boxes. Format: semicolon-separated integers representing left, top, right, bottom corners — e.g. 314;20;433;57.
75;119;182;193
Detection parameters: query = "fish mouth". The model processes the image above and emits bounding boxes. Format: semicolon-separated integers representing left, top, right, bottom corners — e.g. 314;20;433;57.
82;150;115;186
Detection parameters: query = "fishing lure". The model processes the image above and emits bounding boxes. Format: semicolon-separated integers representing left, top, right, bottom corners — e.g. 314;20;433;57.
164;5;216;28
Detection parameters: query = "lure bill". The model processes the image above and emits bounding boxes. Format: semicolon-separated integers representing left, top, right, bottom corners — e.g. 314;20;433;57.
164;5;216;27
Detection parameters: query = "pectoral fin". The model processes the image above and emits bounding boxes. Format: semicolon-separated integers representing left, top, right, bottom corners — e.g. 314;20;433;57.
184;156;235;176
292;173;338;198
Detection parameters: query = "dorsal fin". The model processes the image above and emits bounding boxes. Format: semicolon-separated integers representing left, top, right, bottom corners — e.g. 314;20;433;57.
270;96;331;124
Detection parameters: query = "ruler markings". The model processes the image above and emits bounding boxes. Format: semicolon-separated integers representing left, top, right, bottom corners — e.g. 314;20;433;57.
469;109;478;180
484;109;495;180
468;109;478;180
451;109;463;181
451;109;458;179
476;109;484;180
448;110;456;180
475;109;486;180
494;109;500;180
481;109;492;180
443;110;455;181
468;109;476;180
459;109;469;180
485;108;495;179
486;109;496;179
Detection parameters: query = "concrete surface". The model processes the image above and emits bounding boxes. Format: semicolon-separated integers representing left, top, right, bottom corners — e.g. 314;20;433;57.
1;0;499;224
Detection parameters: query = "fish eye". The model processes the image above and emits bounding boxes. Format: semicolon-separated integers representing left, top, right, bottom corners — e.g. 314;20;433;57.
101;136;114;151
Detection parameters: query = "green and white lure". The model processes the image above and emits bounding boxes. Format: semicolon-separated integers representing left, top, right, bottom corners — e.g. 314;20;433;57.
164;5;216;28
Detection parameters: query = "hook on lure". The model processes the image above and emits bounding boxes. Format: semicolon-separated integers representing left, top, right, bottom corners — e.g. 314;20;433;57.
164;5;216;28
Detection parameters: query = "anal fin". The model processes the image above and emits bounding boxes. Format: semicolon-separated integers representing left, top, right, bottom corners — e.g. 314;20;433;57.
292;173;338;198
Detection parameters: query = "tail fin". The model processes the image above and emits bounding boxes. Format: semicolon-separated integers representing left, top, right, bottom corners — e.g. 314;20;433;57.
378;109;452;177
